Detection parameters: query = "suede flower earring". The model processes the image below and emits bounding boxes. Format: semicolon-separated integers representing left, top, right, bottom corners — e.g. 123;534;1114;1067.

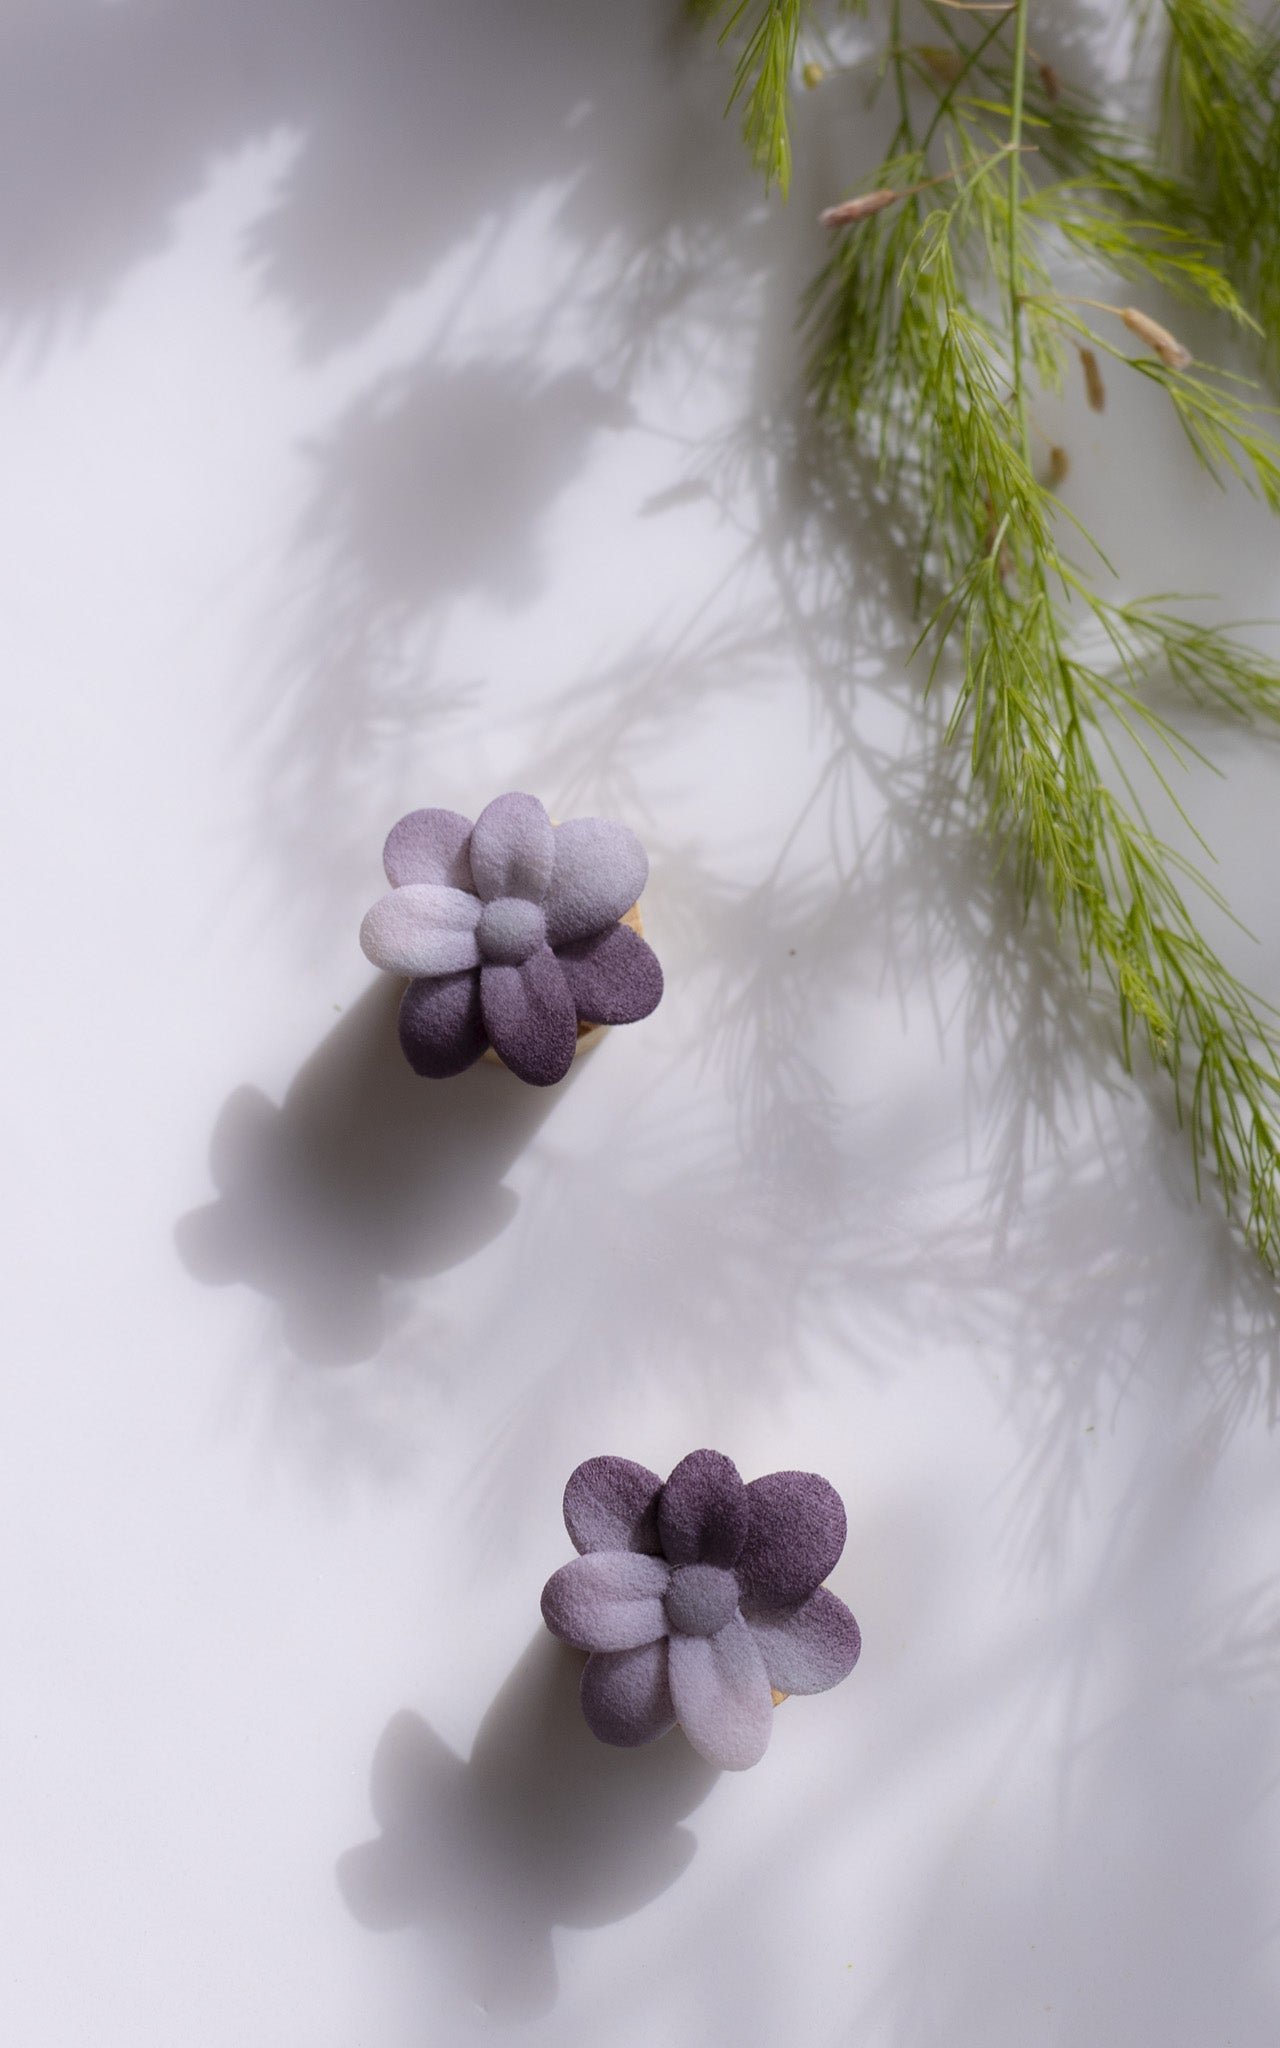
541;1450;861;1770
360;793;663;1085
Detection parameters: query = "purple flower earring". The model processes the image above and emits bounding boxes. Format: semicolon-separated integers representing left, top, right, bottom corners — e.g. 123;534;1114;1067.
541;1450;861;1770
360;793;663;1085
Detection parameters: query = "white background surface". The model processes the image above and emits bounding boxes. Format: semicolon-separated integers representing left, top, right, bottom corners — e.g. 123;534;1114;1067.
3;4;1280;2043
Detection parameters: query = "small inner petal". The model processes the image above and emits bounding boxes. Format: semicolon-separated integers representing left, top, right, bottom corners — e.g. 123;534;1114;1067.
664;1563;740;1639
477;895;547;965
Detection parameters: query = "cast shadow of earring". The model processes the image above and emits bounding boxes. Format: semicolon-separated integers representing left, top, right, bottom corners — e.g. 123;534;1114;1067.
175;976;566;1366
337;1631;719;2024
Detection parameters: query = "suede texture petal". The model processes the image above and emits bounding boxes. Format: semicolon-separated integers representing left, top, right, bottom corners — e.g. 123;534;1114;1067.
544;818;649;945
580;1641;675;1748
564;1456;663;1556
741;1587;862;1695
469;792;555;904
359;884;482;978
737;1470;848;1611
382;807;474;890
397;972;488;1079
554;923;664;1026
668;1613;773;1771
540;1551;671;1653
481;946;579;1086
658;1450;749;1569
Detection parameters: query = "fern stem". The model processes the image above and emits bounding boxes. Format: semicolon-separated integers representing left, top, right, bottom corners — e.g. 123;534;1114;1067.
1007;0;1032;467
890;0;912;143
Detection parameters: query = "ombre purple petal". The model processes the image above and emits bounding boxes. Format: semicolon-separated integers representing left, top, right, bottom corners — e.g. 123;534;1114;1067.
564;1456;663;1556
580;1641;675;1748
480;946;579;1086
741;1587;861;1696
668;1613;773;1771
382;808;475;890
468;792;555;905
540;1551;670;1653
544;818;649;946
397;972;488;1079
359;884;482;977
658;1450;749;1570
554;923;664;1027
736;1471;847;1611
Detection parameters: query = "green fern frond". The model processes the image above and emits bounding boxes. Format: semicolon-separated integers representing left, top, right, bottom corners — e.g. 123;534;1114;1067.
697;0;806;192
701;0;1280;1263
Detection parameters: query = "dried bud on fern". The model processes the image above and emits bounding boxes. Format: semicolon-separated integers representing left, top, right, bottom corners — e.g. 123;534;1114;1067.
1121;307;1193;370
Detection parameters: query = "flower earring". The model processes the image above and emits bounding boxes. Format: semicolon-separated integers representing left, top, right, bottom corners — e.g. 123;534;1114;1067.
541;1450;861;1771
359;794;663;1086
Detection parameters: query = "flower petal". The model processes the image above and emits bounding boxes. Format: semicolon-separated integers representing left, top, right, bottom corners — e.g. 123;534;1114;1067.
736;1471;847;1610
382;808;474;890
480;947;578;1086
580;1641;675;1747
468;792;554;904
397;971;488;1079
360;884;481;977
668;1613;773;1770
541;1551;670;1653
658;1450;748;1569
544;818;649;945
554;923;664;1026
564;1456;663;1555
741;1587;861;1696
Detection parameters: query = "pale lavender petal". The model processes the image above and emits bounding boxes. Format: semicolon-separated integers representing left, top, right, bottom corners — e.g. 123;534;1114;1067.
580;1641;675;1747
564;1456;663;1555
741;1587;861;1695
382;808;475;890
544;818;649;945
480;946;578;1086
359;885;481;977
736;1471;847;1611
658;1449;748;1569
397;972;487;1079
668;1613;773;1770
468;792;554;904
555;924;664;1026
540;1551;670;1653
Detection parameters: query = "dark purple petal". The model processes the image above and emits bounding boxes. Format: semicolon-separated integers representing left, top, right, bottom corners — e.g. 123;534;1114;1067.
397;971;488;1079
736;1471;847;1611
544;818;649;945
658;1449;748;1569
741;1587;861;1696
540;1551;670;1653
667;1613;773;1770
468;792;554;904
554;923;664;1027
359;884;482;977
382;808;474;890
480;947;579;1086
564;1456;663;1555
580;1641;675;1747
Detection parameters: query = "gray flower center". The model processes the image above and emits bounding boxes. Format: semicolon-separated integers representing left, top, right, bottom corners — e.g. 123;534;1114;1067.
664;1563;739;1639
477;895;547;966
